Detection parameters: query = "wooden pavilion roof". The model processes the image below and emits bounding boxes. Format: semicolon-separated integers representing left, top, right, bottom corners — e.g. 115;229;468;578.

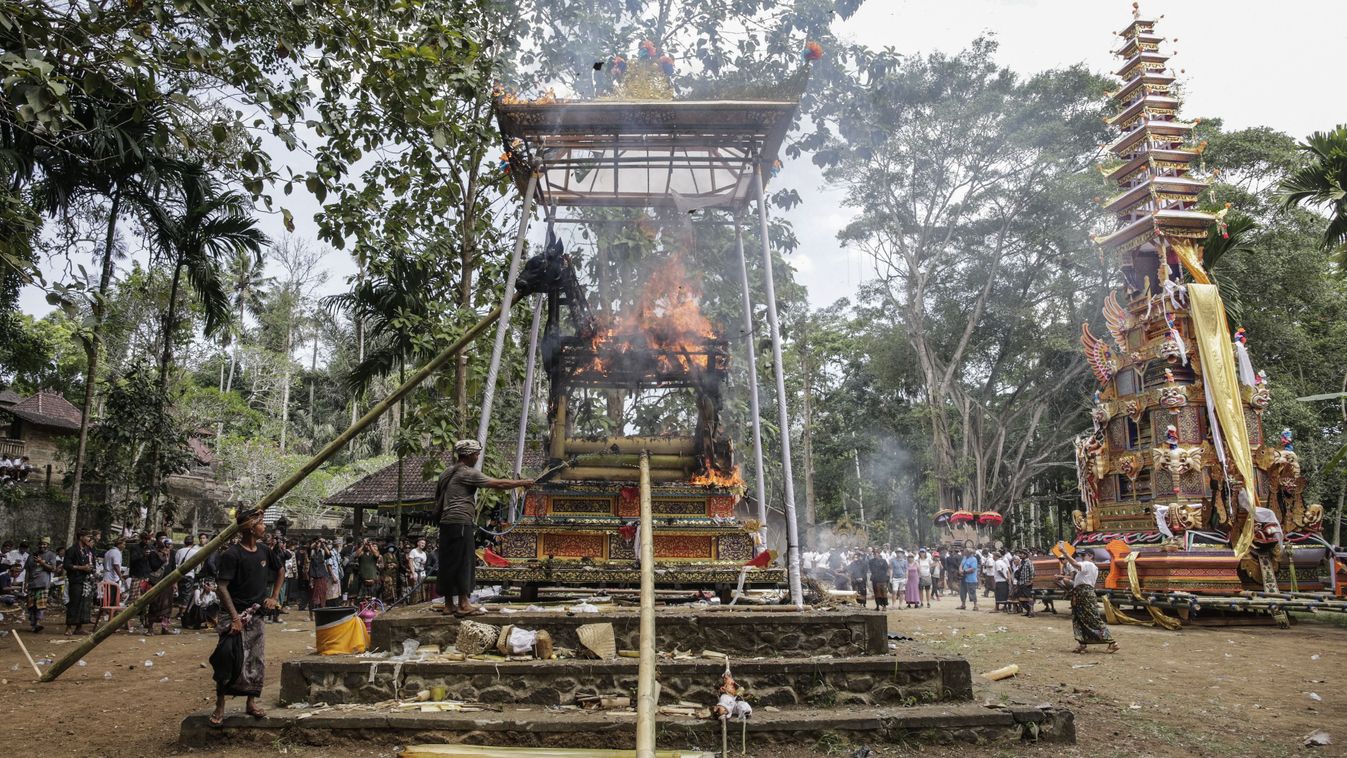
495;99;799;210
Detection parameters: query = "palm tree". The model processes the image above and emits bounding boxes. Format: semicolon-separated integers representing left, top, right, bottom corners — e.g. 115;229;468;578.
1281;125;1347;258
223;249;274;392
23;93;176;545
140;165;266;515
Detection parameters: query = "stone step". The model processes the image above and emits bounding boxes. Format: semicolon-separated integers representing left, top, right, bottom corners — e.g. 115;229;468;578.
181;702;1074;748
370;605;886;658
279;652;971;708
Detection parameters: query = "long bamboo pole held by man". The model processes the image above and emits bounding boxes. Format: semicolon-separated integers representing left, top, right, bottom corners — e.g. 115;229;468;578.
41;295;522;683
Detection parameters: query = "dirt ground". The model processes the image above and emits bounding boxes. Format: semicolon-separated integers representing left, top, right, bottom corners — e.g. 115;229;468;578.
1;591;1343;758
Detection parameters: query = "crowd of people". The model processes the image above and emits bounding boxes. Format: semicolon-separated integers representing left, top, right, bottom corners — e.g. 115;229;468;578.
802;544;1056;617
0;528;440;637
0;455;33;484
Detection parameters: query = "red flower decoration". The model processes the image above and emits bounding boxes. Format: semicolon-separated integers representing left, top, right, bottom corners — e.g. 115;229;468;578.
639;39;657;59
803;41;824;61
658;53;675;75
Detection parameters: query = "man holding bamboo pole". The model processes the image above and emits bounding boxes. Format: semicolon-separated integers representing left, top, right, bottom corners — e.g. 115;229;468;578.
432;439;533;617
208;507;285;725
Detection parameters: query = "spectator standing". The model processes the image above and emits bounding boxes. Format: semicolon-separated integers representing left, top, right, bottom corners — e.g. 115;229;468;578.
24;538;59;633
63;530;97;635
958;547;980;610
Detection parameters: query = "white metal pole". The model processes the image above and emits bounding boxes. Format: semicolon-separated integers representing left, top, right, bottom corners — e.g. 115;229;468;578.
751;167;803;609
510;292;545;520
854;448;865;527
475;171;539;470
733;218;769;549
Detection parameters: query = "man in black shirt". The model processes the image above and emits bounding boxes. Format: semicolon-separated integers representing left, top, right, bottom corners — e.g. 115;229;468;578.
209;508;283;725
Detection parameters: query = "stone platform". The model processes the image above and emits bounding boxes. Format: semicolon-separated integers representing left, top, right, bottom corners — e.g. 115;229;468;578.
280;653;969;707
369;606;886;657
184;602;1075;749
183;702;1075;748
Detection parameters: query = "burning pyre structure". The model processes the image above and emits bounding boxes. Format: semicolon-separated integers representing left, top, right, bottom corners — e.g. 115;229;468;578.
470;75;806;602
1061;11;1332;600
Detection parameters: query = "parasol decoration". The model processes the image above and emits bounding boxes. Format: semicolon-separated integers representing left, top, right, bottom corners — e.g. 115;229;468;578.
950;511;976;525
933;508;955;526
977;511;1004;527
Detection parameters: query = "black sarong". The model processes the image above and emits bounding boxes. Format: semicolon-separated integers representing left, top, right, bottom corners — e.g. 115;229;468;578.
438;523;476;598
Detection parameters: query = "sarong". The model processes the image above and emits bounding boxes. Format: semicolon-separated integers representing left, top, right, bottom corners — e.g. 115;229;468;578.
1070;584;1113;645
310;576;330;608
438;523;476;598
28;587;48;611
871;579;888;601
211;611;266;697
65;575;93;626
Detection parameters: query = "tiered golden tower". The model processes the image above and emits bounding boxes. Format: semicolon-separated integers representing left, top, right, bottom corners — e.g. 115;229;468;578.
1072;11;1324;590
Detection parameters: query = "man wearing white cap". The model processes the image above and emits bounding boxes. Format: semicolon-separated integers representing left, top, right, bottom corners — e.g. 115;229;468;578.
432;439;533;617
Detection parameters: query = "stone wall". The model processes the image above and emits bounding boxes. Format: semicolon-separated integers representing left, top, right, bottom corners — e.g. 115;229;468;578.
371;608;888;658
279;653;971;707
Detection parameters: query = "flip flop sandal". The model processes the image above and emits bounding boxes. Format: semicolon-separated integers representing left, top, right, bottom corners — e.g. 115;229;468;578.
246;707;267;719
208;714;225;728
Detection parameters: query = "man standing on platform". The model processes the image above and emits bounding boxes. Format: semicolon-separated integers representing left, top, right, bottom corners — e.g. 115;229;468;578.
209;508;284;725
432;440;533;617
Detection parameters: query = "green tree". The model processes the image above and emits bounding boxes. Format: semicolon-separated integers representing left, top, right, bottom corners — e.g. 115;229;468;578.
1280;125;1347;258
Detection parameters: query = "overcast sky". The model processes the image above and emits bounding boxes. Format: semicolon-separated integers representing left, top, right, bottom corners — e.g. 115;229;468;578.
19;0;1346;318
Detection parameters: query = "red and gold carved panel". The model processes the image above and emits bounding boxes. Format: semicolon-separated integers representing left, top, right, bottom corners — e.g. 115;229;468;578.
617;486;639;517
550;496;614;515
524;493;546;517
707;495;735;519
497;531;539;560
652;499;706;516
608;532;636;560
543;533;605;559
653;534;713;560
716;533;753;561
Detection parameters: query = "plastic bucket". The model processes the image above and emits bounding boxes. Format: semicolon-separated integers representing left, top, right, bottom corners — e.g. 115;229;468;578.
313;606;355;627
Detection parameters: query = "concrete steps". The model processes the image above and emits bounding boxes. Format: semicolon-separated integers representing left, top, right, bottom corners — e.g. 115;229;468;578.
182;702;1075;749
279;652;971;708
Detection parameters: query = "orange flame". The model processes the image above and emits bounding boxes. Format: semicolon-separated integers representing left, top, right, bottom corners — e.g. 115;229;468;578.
585;253;718;375
691;464;744;489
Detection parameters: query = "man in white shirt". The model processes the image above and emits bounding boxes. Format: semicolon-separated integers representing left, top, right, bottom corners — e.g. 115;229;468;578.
1060;547;1117;653
992;550;1011;611
103;536;126;588
407;538;429;585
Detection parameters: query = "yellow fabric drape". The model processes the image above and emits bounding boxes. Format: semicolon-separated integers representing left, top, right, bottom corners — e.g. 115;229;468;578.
1125;552;1184;630
1170;239;1212;285
1187;282;1258;558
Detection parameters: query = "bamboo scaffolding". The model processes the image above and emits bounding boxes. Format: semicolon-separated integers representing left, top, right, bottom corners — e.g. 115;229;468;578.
564;438;698;455
557;467;688;482
636;452;658;758
40;295;520;682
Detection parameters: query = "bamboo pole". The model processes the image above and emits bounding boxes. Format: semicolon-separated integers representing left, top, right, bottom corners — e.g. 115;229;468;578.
12;629;41;679
564;437;697;455
636;451;657;758
40;297;519;683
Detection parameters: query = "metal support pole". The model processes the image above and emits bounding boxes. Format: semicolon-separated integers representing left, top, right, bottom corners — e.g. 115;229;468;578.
41;296;519;682
510;293;545;521
733;219;769;549
476;171;539;470
854;448;865;527
751;167;803;609
636;452;658;758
